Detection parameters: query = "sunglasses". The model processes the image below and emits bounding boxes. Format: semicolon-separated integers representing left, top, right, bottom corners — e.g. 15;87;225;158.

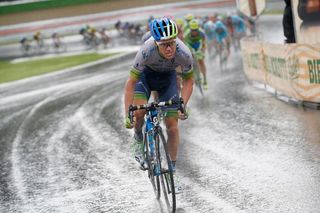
157;40;176;48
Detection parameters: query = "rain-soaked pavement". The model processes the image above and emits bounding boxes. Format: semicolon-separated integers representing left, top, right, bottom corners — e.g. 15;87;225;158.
1;13;320;213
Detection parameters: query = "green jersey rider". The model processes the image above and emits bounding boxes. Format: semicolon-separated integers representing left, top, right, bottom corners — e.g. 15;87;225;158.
184;19;208;90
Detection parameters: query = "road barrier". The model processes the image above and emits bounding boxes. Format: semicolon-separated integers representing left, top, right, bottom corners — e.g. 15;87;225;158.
241;37;320;109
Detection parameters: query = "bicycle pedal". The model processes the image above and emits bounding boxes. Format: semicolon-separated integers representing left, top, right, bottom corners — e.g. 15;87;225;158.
139;161;148;171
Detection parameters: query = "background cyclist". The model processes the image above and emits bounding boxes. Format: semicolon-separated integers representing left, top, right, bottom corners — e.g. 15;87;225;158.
124;17;194;192
226;14;247;50
184;19;208;90
175;18;185;41
33;31;44;50
183;13;194;32
214;19;231;56
51;32;62;49
203;17;217;57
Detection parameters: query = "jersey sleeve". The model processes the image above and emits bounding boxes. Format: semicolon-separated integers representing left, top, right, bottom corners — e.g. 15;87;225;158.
130;46;147;80
178;42;194;80
199;30;206;40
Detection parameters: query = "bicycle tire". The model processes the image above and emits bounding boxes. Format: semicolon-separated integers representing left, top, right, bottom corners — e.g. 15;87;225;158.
218;49;223;72
218;43;228;72
144;133;160;199
156;130;176;213
20;45;28;56
193;61;204;96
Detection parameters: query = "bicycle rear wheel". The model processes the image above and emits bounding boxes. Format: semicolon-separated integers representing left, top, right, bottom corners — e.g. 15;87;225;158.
156;130;176;213
144;133;160;199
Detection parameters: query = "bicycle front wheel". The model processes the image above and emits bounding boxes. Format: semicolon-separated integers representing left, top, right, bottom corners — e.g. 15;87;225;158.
156;130;176;213
144;134;160;199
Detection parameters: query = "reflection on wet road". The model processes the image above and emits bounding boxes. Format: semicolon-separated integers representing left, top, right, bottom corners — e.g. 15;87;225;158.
1;17;320;213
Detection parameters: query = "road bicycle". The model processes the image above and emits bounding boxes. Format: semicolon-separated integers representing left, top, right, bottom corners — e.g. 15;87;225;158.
217;42;229;72
81;33;101;49
34;38;49;54
53;40;67;52
128;98;186;213
191;50;204;96
20;41;34;56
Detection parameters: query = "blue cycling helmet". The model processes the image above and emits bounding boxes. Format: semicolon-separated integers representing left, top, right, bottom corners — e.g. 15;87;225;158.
150;17;178;41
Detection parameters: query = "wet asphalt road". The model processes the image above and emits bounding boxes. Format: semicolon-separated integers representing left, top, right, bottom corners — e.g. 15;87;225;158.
1;17;320;213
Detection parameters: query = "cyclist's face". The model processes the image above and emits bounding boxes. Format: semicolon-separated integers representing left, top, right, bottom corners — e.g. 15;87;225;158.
227;17;232;24
216;28;223;34
156;39;177;59
191;30;199;36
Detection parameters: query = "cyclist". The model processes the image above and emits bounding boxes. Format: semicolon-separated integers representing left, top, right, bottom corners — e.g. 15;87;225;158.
184;19;208;90
79;26;90;45
183;13;194;32
124;17;194;191
33;31;44;49
214;20;231;56
87;26;97;39
99;27;111;48
203;18;216;56
175;18;185;41
86;26;100;47
51;32;62;49
115;20;123;35
20;37;31;55
226;14;247;48
224;14;234;40
141;16;155;43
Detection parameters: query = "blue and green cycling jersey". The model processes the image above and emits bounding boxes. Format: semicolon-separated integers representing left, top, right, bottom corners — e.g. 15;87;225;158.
184;29;206;51
231;15;246;33
203;21;216;41
214;20;228;44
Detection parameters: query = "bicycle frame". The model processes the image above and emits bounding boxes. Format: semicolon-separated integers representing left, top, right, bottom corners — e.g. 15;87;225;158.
144;108;163;176
217;41;229;72
192;52;204;96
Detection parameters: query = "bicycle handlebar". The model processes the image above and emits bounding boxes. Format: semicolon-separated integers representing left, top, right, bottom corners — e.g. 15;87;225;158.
128;97;186;124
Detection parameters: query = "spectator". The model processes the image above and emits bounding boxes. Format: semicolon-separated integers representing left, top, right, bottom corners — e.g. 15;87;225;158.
283;0;296;43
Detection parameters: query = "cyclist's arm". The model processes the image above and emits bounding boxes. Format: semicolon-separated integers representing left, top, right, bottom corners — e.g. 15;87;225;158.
180;62;194;105
184;38;193;52
124;68;141;115
124;45;147;115
181;75;193;105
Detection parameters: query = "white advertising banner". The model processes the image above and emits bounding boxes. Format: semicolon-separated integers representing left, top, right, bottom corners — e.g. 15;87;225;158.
241;39;265;83
241;39;320;103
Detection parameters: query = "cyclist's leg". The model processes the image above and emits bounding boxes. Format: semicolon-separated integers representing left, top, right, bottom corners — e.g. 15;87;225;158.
164;117;179;162
133;73;150;133
132;72;150;164
157;70;180;162
198;58;207;85
226;36;231;56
